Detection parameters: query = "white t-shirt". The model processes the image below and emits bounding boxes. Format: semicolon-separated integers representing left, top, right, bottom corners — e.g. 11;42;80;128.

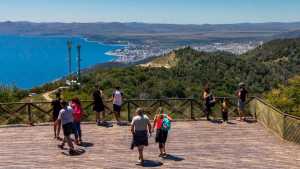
58;106;74;125
131;114;150;131
113;90;123;106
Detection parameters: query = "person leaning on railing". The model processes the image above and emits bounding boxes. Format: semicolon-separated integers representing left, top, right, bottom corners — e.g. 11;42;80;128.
203;85;216;121
236;82;248;121
51;91;62;140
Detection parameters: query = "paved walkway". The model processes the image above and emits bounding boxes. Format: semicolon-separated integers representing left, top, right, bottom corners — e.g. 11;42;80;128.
0;121;299;169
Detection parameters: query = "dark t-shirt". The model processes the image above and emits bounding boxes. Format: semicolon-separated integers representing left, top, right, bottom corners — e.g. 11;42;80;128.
239;88;248;102
93;90;104;106
51;99;62;115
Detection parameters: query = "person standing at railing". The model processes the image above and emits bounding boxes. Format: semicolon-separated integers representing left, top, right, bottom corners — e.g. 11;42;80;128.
71;97;83;145
236;82;248;121
131;108;152;165
51;91;62;140
152;107;173;157
112;86;123;125
203;86;216;121
92;85;106;126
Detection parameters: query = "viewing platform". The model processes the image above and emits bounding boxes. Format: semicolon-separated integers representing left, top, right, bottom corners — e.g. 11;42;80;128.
0;97;299;168
0;121;299;169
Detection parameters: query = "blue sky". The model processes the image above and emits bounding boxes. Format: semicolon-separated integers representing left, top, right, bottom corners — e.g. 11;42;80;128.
0;0;299;24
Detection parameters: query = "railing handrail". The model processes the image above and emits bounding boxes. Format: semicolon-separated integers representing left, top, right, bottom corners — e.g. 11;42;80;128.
253;97;300;120
0;96;239;105
1;96;299;120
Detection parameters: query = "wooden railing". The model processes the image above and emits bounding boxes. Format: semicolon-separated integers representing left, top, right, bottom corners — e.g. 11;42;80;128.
0;97;250;125
248;97;300;144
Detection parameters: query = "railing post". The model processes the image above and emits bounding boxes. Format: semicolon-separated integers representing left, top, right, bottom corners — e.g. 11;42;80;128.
127;101;131;122
191;99;195;120
27;103;33;126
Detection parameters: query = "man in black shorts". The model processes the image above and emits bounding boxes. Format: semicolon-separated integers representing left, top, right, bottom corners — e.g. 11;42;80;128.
51;92;62;139
56;100;76;155
93;85;106;126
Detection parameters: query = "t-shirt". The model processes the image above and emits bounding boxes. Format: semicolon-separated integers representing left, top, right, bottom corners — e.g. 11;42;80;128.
113;90;123;106
239;88;248;102
131;115;150;131
51;99;62;115
93;90;104;106
155;114;172;129
58;106;74;125
71;103;83;122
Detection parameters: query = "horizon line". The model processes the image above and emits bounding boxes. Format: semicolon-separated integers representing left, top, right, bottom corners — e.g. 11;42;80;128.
1;20;300;26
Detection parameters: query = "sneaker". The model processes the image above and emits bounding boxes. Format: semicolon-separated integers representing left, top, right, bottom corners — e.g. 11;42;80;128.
158;153;164;157
163;153;168;157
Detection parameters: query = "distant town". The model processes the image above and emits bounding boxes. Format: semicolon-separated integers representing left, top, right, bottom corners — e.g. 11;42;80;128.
106;41;264;63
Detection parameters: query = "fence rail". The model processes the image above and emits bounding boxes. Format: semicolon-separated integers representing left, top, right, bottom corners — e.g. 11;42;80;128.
0;97;247;125
1;96;300;144
248;97;300;144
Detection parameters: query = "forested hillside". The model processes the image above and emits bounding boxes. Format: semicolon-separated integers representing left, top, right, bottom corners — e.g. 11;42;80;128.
31;38;300;103
0;86;28;103
265;75;300;117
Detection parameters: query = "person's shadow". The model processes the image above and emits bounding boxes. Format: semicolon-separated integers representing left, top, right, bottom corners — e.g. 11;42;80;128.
61;148;86;156
162;154;185;161
136;160;163;167
79;142;94;148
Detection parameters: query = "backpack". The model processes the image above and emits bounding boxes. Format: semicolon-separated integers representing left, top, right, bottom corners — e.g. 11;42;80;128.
161;114;171;131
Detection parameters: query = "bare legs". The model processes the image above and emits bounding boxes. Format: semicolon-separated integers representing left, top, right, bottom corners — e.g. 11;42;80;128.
54;121;61;139
138;146;144;163
159;143;167;156
96;111;106;125
114;111;121;123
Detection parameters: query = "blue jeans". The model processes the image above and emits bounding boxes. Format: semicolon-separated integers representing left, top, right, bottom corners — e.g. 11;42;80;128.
73;122;82;140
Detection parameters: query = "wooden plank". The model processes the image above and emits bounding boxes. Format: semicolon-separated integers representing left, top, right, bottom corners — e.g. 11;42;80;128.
0;121;299;169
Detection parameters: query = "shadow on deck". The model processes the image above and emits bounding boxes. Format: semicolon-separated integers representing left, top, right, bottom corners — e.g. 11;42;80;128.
0;121;299;169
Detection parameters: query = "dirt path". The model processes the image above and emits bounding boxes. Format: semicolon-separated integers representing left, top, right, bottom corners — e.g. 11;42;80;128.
42;87;69;101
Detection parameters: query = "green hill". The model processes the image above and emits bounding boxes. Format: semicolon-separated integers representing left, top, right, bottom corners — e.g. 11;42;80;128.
31;38;300;105
0;86;28;103
265;75;300;117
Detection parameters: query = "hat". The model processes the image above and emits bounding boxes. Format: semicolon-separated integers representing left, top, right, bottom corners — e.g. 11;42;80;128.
239;82;245;87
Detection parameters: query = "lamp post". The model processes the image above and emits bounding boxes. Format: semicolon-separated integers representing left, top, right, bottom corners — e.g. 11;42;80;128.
77;44;81;82
67;40;72;80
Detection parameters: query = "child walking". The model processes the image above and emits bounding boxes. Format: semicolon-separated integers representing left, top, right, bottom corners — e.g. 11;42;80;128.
221;99;229;123
71;97;84;145
55;100;77;155
153;107;172;157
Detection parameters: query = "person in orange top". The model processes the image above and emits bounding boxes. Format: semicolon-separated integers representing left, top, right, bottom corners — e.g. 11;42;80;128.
152;107;173;157
71;97;84;145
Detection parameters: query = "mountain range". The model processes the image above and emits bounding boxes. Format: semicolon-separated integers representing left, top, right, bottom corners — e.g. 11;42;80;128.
1;21;300;46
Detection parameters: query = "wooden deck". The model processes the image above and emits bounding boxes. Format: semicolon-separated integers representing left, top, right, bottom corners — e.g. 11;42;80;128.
0;121;299;169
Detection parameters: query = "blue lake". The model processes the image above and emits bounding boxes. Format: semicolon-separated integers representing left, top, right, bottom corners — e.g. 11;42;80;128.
0;35;122;89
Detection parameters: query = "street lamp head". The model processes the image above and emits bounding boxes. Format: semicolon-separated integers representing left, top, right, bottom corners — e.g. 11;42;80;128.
67;40;72;48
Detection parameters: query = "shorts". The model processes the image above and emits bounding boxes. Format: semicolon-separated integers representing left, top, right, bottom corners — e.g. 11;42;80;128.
238;100;245;111
93;104;105;112
155;129;168;144
62;122;74;137
133;130;148;147
113;104;122;113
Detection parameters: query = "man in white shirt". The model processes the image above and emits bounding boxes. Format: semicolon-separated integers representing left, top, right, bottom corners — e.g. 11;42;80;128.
55;100;76;155
112;87;123;124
